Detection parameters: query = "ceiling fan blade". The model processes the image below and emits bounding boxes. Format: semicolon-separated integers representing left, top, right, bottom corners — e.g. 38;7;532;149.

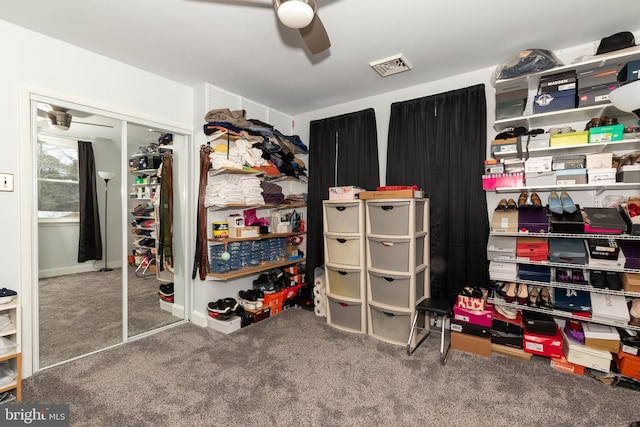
299;13;330;54
73;121;115;128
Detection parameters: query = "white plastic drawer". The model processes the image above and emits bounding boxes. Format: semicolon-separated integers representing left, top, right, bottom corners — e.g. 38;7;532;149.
323;201;362;234
367;200;425;235
326;265;363;299
369;304;415;346
368;268;425;308
327;296;364;333
368;236;424;272
325;234;362;266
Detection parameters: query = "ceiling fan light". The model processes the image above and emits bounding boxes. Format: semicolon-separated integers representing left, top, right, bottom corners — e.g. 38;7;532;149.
277;1;315;29
610;80;640;118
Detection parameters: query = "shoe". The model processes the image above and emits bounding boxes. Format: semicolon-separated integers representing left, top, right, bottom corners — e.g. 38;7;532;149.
556;269;571;283
504;282;518;303
530;192;542;209
517;192;529;209
506;199;517;210
630;299;640;327
560;191;577;214
516;284;529;305
496;199;508;211
0;288;17;305
572;270;587;285
605;272;623;291
537;287;553;309
565;320;585;344
495;304;518;320
528;287;539;307
548;191;563;215
159;282;174;297
590;270;606;289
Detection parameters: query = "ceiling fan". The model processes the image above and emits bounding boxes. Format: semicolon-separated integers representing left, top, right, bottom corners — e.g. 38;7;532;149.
201;0;331;54
38;104;114;131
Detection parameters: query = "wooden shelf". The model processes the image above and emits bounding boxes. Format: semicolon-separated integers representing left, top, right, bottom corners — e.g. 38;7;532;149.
207;257;306;281
208;231;305;243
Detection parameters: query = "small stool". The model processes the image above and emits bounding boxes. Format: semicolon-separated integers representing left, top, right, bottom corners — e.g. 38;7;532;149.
406;297;452;364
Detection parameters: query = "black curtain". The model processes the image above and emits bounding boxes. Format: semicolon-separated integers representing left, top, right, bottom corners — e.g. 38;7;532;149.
386;84;489;299
307;108;380;279
77;141;103;263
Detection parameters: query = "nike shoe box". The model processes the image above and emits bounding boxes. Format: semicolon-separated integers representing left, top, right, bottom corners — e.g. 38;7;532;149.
453;303;493;328
450;318;491;338
549;207;584;234
614;350;640;380
548;238;587;265
516;237;548;262
523;310;557;336
518;264;551;282
524;326;563;358
518;208;549;233
487;235;517;262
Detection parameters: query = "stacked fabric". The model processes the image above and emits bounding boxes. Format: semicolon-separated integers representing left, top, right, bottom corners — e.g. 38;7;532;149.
241;176;264;205
205;175;265;207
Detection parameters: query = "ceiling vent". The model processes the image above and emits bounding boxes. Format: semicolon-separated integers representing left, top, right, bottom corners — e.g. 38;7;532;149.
369;54;412;77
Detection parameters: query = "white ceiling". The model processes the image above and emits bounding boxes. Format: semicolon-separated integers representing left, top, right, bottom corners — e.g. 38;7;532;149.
3;0;640;115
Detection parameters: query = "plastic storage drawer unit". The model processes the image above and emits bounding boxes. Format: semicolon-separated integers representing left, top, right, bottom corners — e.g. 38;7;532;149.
327;296;365;333
369;304;419;345
325;234;362;266
367;200;425;235
368;268;426;308
326;265;363;299
368;236;425;272
323;201;363;234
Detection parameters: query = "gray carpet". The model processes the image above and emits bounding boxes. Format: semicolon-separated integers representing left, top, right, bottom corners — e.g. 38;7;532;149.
38;267;179;367
21;308;640;426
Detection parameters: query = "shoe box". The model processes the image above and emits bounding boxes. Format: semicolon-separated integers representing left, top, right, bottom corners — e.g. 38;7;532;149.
548;238;586;265
555;169;587;185
590;292;630;324
207;315;242;334
583;322;620;353
492;308;524;335
518;208;549;233
518;264;551;283
533;88;576;115
578;83;620;107
523;325;563;358
487;235;516;262
495;80;528;120
583;208;627;233
491;329;524;349
550;356;585;376
516;237;548;262
243;306;271;323
489;261;517;282
619;328;640;356
619;240;640;269
614;350;640;380
617;164;640;183
553;288;591;314
549;131;589;147
451;331;492;358
450;318;491;338
491;209;518;233
587;238;620;260
523;310;557;336
263;290;284;315
587;252;626;270
491;343;532;361
453;303;493;328
559;320;612;372
622;272;640;293
549;207;584;233
552;155;586;171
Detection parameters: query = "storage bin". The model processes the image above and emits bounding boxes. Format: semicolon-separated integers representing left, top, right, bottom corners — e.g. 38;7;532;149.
369;304;415;345
323;201;362;233
326;265;363;299
367;200;425;235
325;234;362;266
327;296;364;333
368;236;424;272
368;268;425;308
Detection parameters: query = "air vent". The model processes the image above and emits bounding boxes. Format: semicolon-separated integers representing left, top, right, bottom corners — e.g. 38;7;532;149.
369;54;412;77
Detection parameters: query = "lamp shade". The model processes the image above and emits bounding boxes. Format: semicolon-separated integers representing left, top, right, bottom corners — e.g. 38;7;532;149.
609;80;640;118
276;0;315;29
98;171;115;180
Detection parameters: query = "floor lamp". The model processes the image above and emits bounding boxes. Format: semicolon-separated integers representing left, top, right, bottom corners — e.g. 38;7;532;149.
98;171;116;272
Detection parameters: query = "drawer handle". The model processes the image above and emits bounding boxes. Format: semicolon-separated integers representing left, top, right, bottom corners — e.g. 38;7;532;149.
381;241;394;247
339;303;349;307
337;238;347;244
383;277;394;282
383;311;395;317
335;206;346;211
338;271;348;275
381;205;394;211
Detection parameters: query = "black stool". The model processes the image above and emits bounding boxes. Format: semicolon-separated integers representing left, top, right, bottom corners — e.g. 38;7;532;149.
406;297;452;364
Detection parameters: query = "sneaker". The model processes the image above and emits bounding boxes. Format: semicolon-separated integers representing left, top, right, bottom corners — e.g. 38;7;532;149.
238;290;264;309
0;288;17;305
159;283;174;297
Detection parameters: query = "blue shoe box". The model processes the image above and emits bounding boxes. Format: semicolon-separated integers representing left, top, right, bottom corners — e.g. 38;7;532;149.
548;238;587;265
518;264;551;282
534;89;576;114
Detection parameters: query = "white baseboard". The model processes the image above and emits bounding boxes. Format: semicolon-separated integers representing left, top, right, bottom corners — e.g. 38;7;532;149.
39;261;123;278
191;310;208;328
159;299;185;319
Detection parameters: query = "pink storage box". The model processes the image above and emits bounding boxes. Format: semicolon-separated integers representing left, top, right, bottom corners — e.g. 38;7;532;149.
453;303;493;328
482;173;524;191
328;186;364;200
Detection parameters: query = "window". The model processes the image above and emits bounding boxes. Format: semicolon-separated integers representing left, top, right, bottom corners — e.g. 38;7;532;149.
37;138;79;220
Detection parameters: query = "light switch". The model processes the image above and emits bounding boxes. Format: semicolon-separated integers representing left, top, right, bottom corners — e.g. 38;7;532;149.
0;173;14;192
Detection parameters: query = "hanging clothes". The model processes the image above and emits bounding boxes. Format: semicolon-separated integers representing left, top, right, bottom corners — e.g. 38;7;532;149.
157;151;173;272
193;145;212;280
77;141;103;262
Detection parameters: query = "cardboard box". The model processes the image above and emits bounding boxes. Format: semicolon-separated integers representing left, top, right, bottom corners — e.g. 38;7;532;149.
619;240;640;269
615;351;640;380
516;236;548;262
618;60;640;82
549;207;584;233
243;306;271;323
496;98;526;120
525;133;551;149
583;323;620;353
491;330;524;349
489;261;517;282
619;200;640;235
491;343;532;361
491;209;518;233
230;226;260;238
577;66;618;88
549;131;588;147
622;272;640;293
451;331;492;358
548;238;586;265
539;71;577;93
357;189;424;200
518;208;550;233
487;235;517;262
617;164;640;183
523;326;563;358
590;292;630;324
492;308;524;335
517;264;551;282
524;156;553;173
550;356;585;376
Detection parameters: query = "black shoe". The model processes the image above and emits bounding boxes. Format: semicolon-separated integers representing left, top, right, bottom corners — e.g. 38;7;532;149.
159;283;174;297
590;270;606;289
605;272;623;291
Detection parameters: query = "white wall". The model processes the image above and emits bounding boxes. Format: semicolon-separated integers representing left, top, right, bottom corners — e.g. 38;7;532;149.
0;19;193;377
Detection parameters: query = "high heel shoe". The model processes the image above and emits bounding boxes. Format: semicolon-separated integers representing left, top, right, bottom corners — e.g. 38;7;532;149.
560;191;577;214
516;283;529;305
506;198;517;210
496;199;508;211
504;282;517;303
528;287;540;307
517;192;529;209
548;191;563;215
530;192;542;209
537;287;553;309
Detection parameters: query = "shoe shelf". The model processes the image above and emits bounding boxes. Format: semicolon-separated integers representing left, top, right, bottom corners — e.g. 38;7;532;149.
488;296;640;332
208;231;305;244
0;301;21;401
206;257;306;281
208;203;306;211
508;258;640;274
493;182;640;193
490;231;640;241
497;278;640;298
209;167;263;176
492;138;640;161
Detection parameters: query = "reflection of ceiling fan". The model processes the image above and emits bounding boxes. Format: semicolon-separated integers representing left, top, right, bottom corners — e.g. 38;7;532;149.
38;104;114;131
202;0;331;54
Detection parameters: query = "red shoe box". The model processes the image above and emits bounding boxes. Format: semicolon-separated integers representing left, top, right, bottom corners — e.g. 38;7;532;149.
516;237;549;262
524;325;563;358
453;303;493;328
615;350;640;380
